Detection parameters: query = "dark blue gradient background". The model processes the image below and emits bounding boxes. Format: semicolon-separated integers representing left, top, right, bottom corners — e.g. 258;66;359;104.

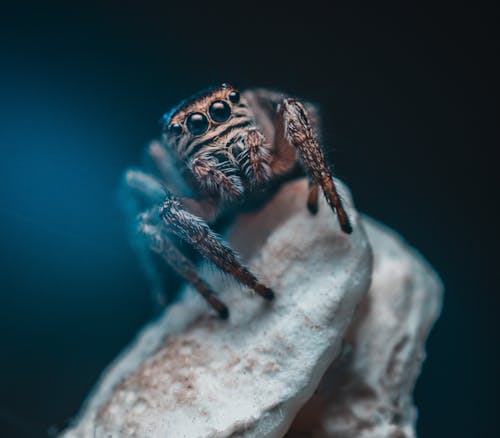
0;3;497;437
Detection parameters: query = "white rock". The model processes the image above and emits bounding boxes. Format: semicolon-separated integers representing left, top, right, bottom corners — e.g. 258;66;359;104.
287;217;443;438
62;179;373;438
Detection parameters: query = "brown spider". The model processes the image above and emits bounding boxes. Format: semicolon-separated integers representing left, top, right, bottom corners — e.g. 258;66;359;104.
123;84;352;319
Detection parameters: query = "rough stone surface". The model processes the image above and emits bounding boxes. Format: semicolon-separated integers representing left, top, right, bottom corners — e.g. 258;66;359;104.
287;217;443;438
62;179;373;438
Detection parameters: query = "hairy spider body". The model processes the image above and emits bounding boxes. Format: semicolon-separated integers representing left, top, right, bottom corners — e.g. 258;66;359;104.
123;84;352;318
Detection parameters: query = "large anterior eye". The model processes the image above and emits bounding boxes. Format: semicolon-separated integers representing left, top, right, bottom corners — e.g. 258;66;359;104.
209;100;231;123
186;113;209;136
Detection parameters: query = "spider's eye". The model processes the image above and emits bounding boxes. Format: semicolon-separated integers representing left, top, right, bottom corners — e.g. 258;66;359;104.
229;91;240;103
186;113;209;136
209;100;231;123
169;123;183;136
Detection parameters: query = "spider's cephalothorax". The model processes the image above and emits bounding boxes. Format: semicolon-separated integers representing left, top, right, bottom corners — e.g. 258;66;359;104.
124;84;352;318
162;84;272;201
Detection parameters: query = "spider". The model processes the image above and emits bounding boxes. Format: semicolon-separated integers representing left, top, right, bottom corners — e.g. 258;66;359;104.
122;84;352;319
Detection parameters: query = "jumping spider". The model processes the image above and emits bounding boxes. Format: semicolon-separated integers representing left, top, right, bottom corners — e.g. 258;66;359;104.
123;84;352;319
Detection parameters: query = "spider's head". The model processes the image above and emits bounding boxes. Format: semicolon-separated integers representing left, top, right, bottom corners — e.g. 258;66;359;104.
161;83;251;159
161;84;262;200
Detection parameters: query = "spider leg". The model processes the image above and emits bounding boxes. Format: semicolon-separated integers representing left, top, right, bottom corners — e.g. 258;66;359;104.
278;98;352;234
145;140;193;196
158;194;275;301
243;128;272;186
120;169;171;308
139;222;229;318
307;182;319;215
124;168;166;204
124;168;220;223
122;169;223;308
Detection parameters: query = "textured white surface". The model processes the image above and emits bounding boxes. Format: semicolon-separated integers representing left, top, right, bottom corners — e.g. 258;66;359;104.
62;179;373;438
287;217;443;438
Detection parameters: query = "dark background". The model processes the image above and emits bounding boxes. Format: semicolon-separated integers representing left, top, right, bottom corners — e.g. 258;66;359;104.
0;2;498;437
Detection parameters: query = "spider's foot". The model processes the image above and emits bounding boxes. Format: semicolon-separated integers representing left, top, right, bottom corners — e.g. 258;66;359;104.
218;305;230;320
307;201;319;215
340;220;353;234
206;294;230;320
256;285;275;301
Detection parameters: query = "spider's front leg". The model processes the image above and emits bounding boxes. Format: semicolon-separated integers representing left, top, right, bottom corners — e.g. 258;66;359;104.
122;167;220;310
159;194;275;302
139;220;229;318
278;98;353;234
